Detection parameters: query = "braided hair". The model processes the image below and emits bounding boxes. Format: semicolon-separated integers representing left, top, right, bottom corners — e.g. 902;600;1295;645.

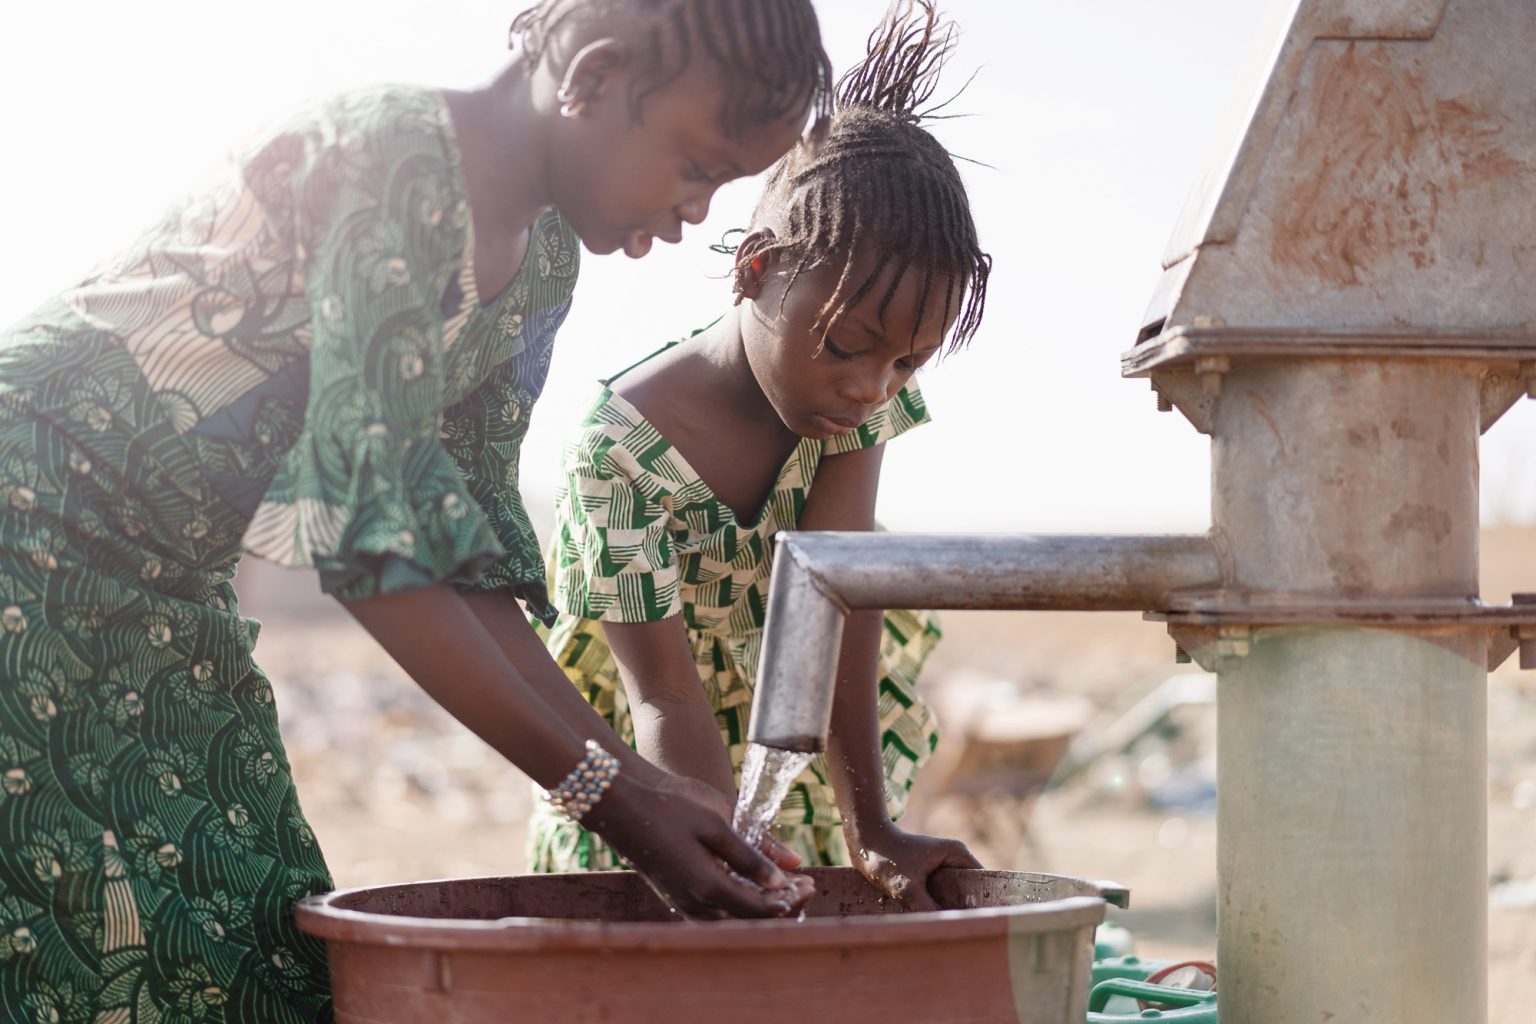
750;0;990;352
511;0;833;136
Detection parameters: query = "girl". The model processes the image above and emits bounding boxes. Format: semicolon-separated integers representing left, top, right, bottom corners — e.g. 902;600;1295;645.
532;0;991;909
0;2;830;1020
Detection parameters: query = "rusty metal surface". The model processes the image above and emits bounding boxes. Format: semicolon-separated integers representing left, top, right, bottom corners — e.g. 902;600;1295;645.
1155;598;1536;623
1209;359;1480;600
1126;326;1536;373
1127;3;1528;1014
1148;0;1536;340
1178;218;1493;1018
1126;329;1536;437
1163;619;1519;672
1160;0;1452;275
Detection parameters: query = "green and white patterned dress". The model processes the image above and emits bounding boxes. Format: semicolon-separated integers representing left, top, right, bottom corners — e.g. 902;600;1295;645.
0;85;578;1022
529;351;941;871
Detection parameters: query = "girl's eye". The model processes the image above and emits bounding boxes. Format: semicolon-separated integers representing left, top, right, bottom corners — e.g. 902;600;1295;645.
685;161;712;184
823;339;857;362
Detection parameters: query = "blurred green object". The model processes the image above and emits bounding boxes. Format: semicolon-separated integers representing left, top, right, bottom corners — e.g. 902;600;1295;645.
1086;978;1218;1022
1088;948;1218;1022
1091;953;1156;987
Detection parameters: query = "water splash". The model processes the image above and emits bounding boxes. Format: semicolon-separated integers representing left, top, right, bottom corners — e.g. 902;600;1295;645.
732;742;813;849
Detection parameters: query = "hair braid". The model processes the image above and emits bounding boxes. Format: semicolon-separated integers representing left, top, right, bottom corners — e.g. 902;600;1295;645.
511;0;833;136
750;0;991;353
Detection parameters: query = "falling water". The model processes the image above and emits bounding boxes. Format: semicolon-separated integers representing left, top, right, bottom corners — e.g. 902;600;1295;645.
732;742;813;849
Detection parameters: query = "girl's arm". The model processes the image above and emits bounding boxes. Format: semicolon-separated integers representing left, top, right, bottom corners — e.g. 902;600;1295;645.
339;583;805;918
798;445;896;830
466;591;800;870
460;589;675;787
601;616;738;799
800;445;980;906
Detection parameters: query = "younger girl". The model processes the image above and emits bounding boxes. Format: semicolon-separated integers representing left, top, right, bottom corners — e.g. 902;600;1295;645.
532;0;991;908
0;2;830;1020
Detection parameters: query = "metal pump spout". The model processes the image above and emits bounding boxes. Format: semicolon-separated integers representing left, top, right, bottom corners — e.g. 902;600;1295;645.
745;533;1224;752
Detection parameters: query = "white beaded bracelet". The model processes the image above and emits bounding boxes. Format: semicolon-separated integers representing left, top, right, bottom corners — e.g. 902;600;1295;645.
544;740;620;822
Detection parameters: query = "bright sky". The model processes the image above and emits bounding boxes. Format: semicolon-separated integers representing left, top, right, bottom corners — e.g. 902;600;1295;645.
4;0;1536;532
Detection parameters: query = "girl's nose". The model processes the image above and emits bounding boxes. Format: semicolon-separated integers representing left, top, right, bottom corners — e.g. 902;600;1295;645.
841;368;893;407
677;193;711;226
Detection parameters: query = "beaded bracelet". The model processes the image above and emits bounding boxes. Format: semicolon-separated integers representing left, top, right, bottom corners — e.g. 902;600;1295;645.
544;740;621;822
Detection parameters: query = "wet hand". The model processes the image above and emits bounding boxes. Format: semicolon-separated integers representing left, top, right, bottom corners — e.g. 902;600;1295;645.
651;771;804;871
584;774;807;920
847;821;982;912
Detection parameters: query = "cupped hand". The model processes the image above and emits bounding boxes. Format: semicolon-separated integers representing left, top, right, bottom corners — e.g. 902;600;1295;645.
847;821;982;911
583;774;812;919
650;771;805;872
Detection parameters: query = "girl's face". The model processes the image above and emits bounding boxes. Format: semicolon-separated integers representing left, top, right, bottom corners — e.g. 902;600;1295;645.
740;243;959;441
548;60;806;259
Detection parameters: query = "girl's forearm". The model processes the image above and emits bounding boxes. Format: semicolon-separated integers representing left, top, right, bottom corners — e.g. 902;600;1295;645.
339;583;596;789
825;608;897;836
630;690;737;797
460;589;664;787
599;616;738;796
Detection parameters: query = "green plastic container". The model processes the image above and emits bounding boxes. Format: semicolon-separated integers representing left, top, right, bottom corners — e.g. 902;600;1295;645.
1086;979;1218;1023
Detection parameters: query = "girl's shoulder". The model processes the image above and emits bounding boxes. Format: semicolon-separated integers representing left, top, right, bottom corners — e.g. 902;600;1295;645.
565;383;664;468
255;84;452;148
238;84;461;218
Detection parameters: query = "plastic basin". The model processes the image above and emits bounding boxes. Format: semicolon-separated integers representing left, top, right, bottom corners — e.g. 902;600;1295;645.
297;867;1126;1024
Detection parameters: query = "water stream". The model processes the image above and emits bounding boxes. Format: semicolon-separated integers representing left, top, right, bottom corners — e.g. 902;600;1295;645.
732;742;813;850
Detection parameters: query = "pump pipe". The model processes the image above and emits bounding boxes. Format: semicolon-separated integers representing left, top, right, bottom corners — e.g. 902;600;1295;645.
746;532;1223;753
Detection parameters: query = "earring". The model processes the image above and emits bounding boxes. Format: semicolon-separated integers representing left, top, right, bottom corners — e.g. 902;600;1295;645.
557;86;586;119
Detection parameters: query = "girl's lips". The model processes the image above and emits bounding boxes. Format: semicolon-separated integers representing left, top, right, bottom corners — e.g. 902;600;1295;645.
812;413;857;436
623;231;653;259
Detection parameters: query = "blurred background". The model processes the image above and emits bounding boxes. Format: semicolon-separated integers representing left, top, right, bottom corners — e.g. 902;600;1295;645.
2;0;1534;1017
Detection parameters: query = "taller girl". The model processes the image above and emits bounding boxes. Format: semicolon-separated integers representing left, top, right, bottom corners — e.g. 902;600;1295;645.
0;3;828;1021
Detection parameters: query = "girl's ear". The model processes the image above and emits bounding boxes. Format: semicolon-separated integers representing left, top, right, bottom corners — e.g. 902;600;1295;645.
555;38;629;117
732;228;779;306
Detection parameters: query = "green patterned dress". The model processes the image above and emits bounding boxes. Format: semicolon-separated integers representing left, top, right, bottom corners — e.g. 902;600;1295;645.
0;85;578;1023
529;351;941;871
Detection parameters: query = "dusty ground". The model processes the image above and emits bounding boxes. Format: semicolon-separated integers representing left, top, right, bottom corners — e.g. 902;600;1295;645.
240;526;1536;1021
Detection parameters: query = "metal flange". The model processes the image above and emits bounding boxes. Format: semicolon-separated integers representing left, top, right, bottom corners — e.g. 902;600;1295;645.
1148;597;1536;671
1124;325;1536;435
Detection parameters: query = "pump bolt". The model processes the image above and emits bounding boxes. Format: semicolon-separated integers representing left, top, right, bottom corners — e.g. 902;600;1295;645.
1196;355;1229;399
1174;642;1192;664
1156;389;1174;413
1214;625;1251;662
1215;636;1251;659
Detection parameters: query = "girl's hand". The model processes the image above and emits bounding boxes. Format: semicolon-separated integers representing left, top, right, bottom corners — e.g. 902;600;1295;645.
650;771;806;871
846;821;982;911
582;774;812;919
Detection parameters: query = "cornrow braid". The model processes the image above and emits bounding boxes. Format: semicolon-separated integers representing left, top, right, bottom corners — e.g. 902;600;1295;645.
750;0;991;353
510;0;833;136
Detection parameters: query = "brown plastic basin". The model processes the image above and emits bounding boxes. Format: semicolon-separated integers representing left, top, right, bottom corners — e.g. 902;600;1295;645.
297;867;1128;1024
